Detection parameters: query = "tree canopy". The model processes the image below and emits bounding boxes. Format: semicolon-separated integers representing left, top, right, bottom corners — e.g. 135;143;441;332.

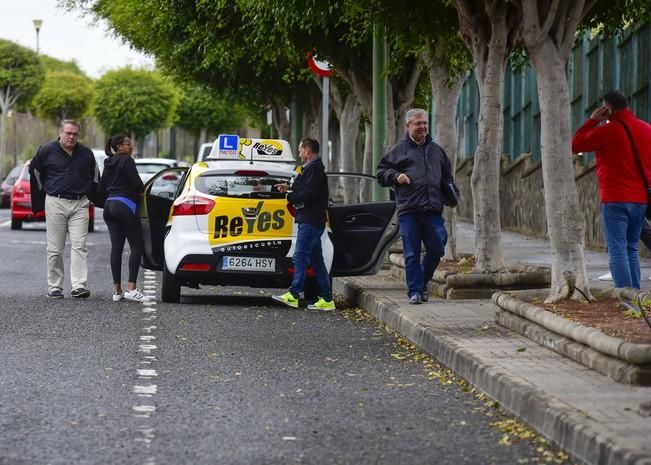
175;84;247;137
93;68;178;139
0;39;45;111
32;71;94;122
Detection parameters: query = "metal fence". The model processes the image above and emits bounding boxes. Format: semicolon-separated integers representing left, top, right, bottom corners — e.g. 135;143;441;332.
457;23;651;161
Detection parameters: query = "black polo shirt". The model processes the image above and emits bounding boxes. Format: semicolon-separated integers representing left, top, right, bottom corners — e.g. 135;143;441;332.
34;140;96;196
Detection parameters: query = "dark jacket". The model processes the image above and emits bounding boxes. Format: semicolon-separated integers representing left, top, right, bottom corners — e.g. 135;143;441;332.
97;154;145;205
376;133;454;216
29;140;99;213
287;157;329;228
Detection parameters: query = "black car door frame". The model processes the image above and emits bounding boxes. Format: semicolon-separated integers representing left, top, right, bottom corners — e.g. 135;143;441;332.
140;166;189;271
326;172;399;277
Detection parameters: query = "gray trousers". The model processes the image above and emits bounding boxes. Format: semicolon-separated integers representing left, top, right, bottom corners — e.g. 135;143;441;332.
45;195;90;292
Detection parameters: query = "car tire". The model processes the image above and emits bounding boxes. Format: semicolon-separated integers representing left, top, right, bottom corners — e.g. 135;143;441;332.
10;218;22;230
88;216;95;233
161;266;181;303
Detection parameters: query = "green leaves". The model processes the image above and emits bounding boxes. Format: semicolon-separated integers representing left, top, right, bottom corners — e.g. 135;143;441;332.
32;71;94;122
0;39;45;107
93;68;178;139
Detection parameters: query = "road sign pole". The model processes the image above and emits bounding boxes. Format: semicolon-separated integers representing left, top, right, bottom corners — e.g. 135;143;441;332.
322;76;329;170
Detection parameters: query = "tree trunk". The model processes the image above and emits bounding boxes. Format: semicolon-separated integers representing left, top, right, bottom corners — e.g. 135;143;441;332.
472;55;508;272
361;121;373;202
429;63;464;260
339;95;361;203
272;102;291;142
455;0;520;273
530;41;591;303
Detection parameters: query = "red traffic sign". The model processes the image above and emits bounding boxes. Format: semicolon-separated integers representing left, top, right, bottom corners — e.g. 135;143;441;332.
306;51;334;77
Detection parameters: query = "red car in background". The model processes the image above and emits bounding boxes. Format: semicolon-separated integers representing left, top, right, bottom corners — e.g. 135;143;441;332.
10;161;95;231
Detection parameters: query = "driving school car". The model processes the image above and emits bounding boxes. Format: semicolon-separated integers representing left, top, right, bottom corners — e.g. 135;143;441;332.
139;136;399;303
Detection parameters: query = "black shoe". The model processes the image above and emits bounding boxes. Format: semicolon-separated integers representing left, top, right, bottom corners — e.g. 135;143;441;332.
409;294;422;305
71;288;91;299
421;291;429;302
47;289;64;299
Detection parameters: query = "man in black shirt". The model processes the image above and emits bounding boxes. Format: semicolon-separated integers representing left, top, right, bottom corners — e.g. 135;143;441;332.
272;137;335;311
29;120;99;299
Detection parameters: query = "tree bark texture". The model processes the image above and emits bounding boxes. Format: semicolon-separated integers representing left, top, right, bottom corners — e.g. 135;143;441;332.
518;0;592;302
456;0;521;272
428;60;464;260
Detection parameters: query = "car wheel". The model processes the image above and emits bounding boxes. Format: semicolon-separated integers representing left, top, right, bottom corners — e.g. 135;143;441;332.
88;216;95;233
161;266;181;303
10;218;22;230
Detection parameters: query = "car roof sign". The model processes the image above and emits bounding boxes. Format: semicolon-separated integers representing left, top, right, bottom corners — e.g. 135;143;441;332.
208;137;295;163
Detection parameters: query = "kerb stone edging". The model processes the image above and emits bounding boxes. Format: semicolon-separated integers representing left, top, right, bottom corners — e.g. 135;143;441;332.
334;277;651;465
492;291;651;365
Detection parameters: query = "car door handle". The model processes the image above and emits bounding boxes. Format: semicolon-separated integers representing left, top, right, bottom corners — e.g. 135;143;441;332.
343;216;356;223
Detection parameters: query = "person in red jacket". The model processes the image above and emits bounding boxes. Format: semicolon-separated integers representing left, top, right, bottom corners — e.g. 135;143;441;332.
572;90;651;289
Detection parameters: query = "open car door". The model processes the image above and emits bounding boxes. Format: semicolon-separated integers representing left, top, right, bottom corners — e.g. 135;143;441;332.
140;166;188;270
326;173;399;277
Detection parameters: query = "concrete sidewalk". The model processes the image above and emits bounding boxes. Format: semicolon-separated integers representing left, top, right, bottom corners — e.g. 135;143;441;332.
333;222;651;465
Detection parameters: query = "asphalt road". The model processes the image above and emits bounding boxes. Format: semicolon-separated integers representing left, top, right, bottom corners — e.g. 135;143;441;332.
0;209;572;465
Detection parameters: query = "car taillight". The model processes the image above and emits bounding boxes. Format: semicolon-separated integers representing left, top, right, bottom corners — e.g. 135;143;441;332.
172;196;215;216
287;203;296;217
162;174;178;181
234;170;268;177
179;263;211;271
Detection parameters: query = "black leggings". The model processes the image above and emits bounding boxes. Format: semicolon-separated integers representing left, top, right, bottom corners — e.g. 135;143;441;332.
103;200;143;284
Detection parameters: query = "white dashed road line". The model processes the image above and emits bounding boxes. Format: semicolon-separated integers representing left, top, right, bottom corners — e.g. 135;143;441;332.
133;269;159;464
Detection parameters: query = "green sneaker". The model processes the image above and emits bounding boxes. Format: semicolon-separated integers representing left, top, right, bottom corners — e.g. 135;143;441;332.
272;291;299;308
307;297;336;311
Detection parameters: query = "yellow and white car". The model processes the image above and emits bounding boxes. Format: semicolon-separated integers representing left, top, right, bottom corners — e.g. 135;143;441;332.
139;136;399;303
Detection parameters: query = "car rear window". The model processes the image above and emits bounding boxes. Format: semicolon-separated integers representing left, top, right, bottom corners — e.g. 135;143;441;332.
194;174;290;199
21;167;30;181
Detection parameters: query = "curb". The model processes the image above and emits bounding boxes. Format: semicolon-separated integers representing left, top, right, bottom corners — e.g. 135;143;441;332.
334;276;651;465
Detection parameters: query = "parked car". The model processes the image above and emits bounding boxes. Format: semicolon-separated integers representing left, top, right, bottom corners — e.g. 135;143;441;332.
135;158;187;183
138;137;399;303
10;161;95;231
135;158;189;198
196;142;213;162
1;164;23;208
93;149;108;176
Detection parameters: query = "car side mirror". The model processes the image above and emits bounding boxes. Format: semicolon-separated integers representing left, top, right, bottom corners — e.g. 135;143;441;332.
328;198;335;207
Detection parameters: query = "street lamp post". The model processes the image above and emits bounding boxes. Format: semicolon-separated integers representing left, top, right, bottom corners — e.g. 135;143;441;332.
32;19;43;54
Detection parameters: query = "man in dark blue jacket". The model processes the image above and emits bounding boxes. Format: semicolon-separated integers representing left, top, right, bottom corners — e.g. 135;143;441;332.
377;109;454;304
273;137;335;311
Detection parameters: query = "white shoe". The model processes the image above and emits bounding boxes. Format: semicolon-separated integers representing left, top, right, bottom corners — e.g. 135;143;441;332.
123;288;145;302
598;272;613;281
112;292;123;302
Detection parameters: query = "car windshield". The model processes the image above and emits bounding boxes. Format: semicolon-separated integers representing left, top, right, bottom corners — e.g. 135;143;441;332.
194;174;290;199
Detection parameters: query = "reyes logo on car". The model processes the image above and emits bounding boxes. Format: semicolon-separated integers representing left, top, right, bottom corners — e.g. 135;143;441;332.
209;198;291;243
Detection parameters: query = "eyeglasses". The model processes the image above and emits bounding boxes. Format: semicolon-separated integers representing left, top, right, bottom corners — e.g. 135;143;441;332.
63;131;79;137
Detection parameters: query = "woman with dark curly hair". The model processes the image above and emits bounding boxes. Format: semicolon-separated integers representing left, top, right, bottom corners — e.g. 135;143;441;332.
98;134;145;302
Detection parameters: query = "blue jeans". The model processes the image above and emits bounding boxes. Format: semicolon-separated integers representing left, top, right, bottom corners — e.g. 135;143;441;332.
398;212;448;298
601;202;646;289
289;223;332;301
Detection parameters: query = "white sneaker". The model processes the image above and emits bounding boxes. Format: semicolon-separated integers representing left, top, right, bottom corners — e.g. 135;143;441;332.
123;288;145;302
112;292;123;302
598;272;613;281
